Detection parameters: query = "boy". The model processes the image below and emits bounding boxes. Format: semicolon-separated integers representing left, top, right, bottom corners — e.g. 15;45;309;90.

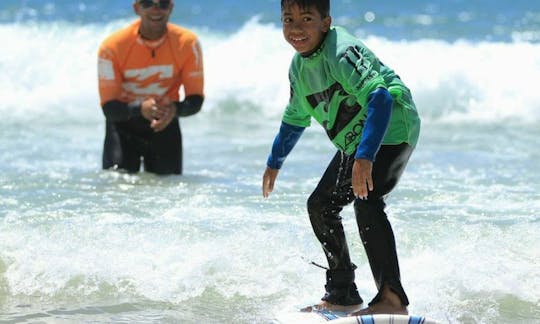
262;0;420;315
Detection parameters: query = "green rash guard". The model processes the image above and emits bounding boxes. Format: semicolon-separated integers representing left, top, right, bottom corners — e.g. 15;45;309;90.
282;26;420;155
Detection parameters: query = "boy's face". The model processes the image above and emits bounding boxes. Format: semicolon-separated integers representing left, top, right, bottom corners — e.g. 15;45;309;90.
281;3;331;55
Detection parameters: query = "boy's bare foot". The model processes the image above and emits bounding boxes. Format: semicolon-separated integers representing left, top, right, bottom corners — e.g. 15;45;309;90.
301;301;362;313
349;286;407;316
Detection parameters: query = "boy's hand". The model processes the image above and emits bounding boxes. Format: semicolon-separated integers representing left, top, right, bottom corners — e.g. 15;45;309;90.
262;167;279;198
352;159;373;199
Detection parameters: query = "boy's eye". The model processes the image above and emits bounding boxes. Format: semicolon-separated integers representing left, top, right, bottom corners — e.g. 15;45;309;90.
283;17;292;23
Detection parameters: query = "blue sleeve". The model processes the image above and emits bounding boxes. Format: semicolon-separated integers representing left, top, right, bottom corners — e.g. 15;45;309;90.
266;121;305;169
354;87;392;161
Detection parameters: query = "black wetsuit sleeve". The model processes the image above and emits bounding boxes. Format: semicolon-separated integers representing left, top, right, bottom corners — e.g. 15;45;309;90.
102;100;142;122
102;95;203;121
174;95;204;117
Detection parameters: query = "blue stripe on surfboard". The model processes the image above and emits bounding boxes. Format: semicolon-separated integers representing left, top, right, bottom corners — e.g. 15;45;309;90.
359;315;375;324
357;315;427;323
316;308;341;320
408;315;426;324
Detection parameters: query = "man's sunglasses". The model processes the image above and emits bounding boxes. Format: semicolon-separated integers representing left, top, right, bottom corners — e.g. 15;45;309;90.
138;0;171;10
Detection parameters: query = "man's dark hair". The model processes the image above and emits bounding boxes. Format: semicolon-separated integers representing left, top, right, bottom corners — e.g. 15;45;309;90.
281;0;330;18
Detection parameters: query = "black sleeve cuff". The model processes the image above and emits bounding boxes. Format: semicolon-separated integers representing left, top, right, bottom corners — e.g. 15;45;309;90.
102;100;141;122
174;95;204;117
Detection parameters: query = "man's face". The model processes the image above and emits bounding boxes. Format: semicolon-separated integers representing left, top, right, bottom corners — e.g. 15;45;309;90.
134;0;174;38
281;4;331;55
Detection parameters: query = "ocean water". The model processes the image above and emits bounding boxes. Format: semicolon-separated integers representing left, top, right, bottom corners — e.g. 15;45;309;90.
1;0;539;323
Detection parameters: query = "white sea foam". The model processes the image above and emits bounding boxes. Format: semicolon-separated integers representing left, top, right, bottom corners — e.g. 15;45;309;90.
1;19;539;124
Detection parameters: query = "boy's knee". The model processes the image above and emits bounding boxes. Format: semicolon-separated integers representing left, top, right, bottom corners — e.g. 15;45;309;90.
307;192;324;215
354;198;386;229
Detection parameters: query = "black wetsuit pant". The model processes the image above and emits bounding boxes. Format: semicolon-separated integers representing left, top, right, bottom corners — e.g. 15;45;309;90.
102;117;182;175
307;143;414;306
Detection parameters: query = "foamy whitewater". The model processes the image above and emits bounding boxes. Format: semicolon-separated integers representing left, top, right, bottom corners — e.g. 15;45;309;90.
1;1;539;323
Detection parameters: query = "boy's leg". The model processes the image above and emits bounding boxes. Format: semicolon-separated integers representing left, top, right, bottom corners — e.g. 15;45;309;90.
354;143;414;308
307;151;363;306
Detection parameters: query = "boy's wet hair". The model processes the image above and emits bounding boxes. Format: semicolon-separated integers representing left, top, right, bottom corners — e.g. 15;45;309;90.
281;0;330;18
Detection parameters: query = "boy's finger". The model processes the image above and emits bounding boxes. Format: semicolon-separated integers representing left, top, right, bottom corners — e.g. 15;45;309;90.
353;181;368;200
263;174;276;197
262;178;269;197
359;184;367;199
367;176;374;192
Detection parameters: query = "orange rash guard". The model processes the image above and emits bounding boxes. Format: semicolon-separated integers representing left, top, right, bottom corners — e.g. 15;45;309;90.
97;19;204;107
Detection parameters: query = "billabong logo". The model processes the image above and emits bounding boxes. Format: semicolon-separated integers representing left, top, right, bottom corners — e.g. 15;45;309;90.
122;65;174;96
344;119;366;147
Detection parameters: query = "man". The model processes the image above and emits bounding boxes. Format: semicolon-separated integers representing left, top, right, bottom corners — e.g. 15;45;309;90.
98;0;204;174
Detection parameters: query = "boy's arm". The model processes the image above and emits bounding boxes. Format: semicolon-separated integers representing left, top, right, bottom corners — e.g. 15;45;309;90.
352;87;392;199
266;121;305;169
354;87;392;161
263;121;305;198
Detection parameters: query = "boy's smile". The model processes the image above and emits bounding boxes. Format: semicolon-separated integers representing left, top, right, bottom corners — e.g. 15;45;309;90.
281;4;331;56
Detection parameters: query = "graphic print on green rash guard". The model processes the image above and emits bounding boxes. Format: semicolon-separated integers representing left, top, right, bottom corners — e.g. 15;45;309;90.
282;26;420;155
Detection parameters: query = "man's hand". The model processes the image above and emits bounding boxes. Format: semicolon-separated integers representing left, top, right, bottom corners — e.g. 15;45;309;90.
352;159;373;199
150;108;174;132
262;167;279;198
141;97;158;121
150;97;176;132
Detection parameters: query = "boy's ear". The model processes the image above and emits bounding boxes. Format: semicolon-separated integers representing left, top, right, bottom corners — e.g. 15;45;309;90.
323;16;332;32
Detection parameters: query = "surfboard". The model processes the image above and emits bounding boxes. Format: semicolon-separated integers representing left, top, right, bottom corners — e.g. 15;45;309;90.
276;308;440;324
316;309;439;323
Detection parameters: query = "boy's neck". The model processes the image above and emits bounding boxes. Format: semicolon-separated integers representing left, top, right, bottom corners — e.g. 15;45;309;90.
300;31;328;58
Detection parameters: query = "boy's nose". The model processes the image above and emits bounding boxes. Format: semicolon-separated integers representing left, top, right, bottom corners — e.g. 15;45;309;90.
289;22;303;31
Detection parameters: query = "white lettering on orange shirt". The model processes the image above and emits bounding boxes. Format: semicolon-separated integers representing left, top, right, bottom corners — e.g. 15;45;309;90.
123;65;173;97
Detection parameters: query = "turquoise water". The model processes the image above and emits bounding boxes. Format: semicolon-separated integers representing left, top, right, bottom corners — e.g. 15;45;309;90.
3;0;540;42
1;1;539;323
